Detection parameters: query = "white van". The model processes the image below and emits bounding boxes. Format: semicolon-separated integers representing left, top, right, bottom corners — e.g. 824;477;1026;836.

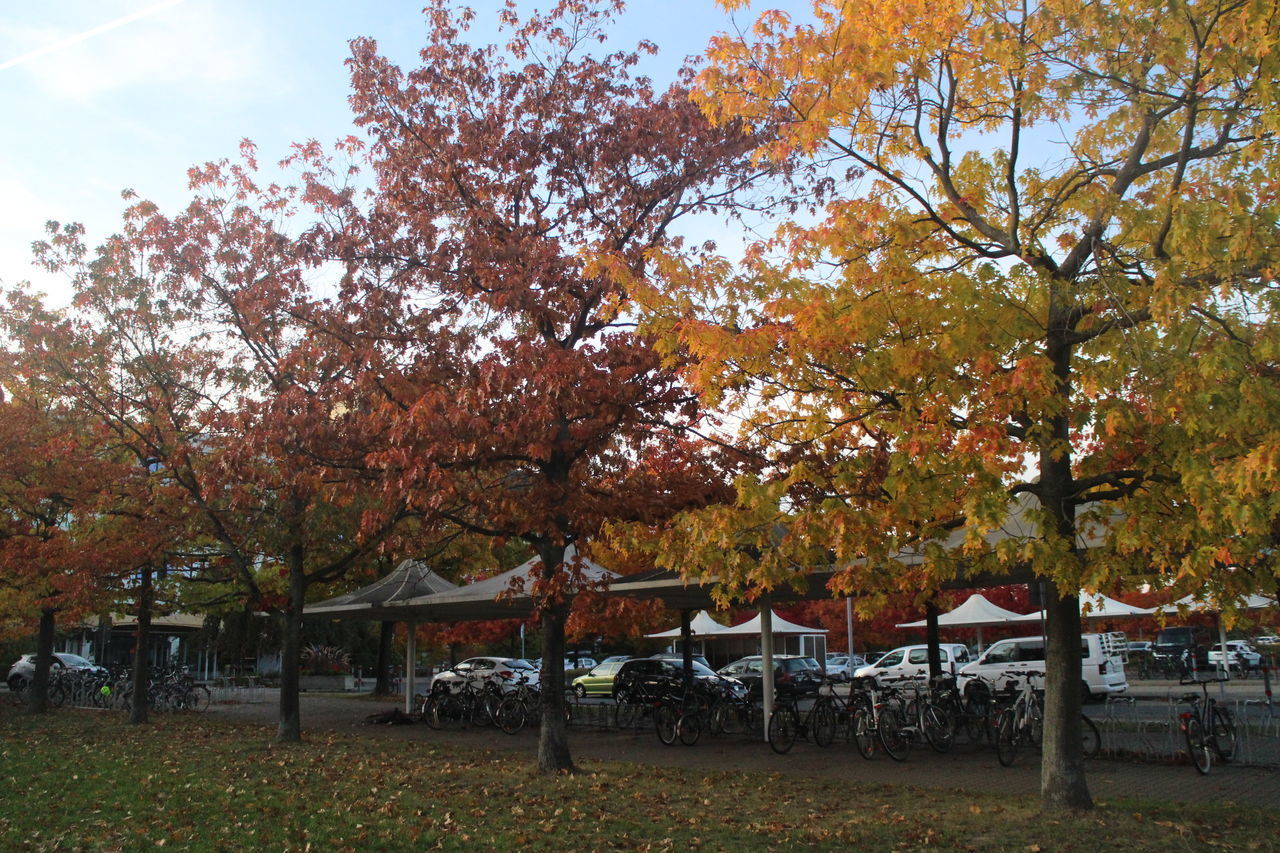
853;643;973;682
958;632;1128;700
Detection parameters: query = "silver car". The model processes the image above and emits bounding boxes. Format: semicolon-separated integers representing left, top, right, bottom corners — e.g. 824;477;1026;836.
7;652;105;691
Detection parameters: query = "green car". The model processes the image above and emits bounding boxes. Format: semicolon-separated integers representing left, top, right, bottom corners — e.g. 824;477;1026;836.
571;659;630;697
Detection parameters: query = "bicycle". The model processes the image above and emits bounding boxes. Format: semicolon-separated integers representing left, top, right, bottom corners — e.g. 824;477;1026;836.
767;684;836;754
994;671;1045;766
710;685;760;736
653;680;717;746
901;675;957;753
994;671;1101;766
1178;675;1237;774
495;674;540;735
849;677;910;761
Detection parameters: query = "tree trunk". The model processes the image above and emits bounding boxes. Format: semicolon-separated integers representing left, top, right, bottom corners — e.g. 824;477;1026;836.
1042;588;1092;810
925;600;942;678
374;620;395;695
1037;309;1093;811
535;541;575;773
25;607;56;714
277;541;306;743
129;565;153;725
537;602;575;773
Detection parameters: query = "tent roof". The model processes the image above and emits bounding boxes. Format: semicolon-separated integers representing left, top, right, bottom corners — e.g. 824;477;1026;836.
897;593;1026;629
392;545;618;622
1009;593;1153;623
645;610;729;639
304;559;458;620
1159;593;1277;614
716;610;827;636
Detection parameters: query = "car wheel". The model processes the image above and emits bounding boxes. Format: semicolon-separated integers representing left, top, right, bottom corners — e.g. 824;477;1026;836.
574;684;586;699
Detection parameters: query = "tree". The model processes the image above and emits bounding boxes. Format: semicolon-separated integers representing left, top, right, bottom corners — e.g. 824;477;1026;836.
301;0;756;772
635;0;1280;809
0;332;129;713
20;186;414;741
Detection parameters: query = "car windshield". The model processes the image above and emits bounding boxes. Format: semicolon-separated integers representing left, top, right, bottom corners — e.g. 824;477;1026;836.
508;660;535;671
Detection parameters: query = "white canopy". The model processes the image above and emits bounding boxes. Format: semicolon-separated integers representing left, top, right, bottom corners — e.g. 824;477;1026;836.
1011;593;1154;623
645;610;729;639
896;593;1025;629
716;610;827;636
1159;593;1276;614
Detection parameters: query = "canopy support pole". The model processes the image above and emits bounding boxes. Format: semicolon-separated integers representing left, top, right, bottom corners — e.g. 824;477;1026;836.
404;622;417;714
761;602;774;743
845;597;854;657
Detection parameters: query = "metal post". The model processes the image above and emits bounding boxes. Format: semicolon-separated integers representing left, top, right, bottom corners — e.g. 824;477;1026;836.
680;610;693;695
1217;616;1230;700
404;621;417;714
761;603;774;742
845;597;854;657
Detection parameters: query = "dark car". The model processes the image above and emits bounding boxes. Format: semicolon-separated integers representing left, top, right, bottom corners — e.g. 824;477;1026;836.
611;658;745;701
717;655;823;697
1153;626;1210;670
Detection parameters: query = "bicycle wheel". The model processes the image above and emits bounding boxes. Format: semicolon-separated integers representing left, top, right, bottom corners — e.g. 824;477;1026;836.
613;697;639;729
852;708;876;759
431;695;464;729
655;703;679;746
678;710;702;746
769;706;799;755
496;695;526;735
1184;715;1211;774
878;708;910;762
1080;714;1101;759
811;700;836;748
923;701;955;753
1211;706;1237;763
995;708;1019;767
709;701;731;736
1026;702;1043;748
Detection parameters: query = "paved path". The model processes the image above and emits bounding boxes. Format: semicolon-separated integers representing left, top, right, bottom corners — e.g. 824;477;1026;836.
207;690;1280;809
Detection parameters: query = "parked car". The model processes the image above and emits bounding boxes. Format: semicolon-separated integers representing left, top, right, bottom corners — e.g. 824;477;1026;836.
613;658;746;701
598;655;631;665
430;657;539;694
957;632;1128;700
1208;641;1262;672
563;657;598;672
7;652;105;692
571;659;631;697
852;643;972;683
823;655;868;682
1153;626;1210;669
1126;640;1153;654
1254;635;1279;646
717;655;823;696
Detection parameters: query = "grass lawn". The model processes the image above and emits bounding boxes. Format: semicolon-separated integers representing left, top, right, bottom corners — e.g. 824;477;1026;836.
0;705;1273;851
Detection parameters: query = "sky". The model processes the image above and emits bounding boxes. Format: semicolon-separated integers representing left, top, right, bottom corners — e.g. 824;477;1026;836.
0;1;805;306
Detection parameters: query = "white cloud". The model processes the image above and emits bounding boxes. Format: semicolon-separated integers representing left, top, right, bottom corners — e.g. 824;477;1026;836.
2;2;270;102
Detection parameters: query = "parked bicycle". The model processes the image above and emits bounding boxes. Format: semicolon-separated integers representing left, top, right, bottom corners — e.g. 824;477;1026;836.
993;670;1100;766
1178;675;1237;774
495;674;541;735
767;682;837;754
849;676;910;761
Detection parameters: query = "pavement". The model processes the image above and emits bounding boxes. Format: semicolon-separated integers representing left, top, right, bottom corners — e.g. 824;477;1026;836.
205;689;1280;809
